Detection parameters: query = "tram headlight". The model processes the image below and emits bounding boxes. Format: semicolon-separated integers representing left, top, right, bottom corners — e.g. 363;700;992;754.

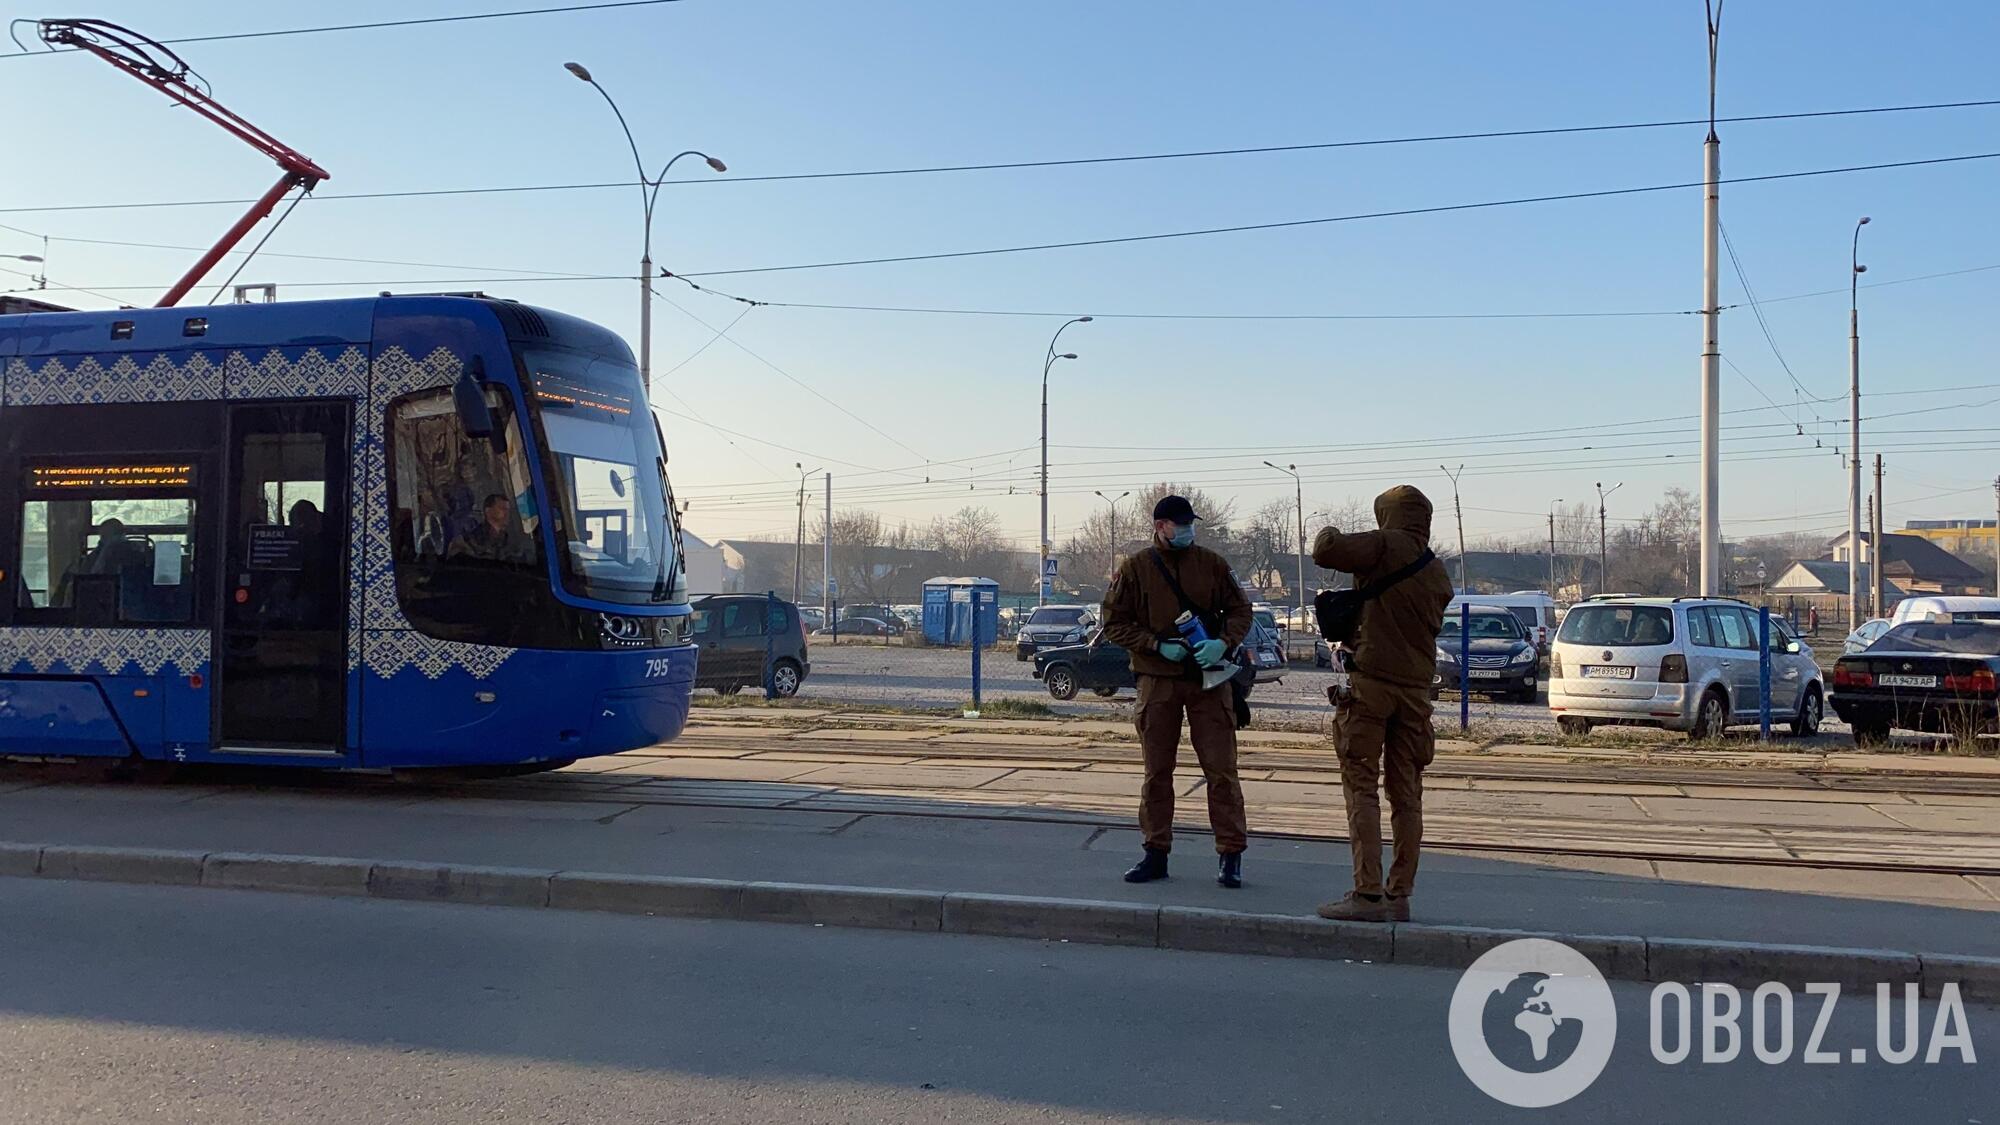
598;613;646;647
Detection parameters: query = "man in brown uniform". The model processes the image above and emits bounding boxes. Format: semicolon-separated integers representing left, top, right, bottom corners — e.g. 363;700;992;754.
1101;495;1254;888
1310;485;1453;922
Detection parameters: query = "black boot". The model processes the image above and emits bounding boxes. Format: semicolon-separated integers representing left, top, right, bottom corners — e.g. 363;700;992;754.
1123;848;1169;883
1216;852;1243;888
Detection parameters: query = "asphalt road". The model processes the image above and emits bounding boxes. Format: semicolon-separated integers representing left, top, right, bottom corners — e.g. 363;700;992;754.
3;879;1992;1124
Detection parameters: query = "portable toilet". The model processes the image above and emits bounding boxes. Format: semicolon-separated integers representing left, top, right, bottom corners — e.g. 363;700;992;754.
921;576;1000;645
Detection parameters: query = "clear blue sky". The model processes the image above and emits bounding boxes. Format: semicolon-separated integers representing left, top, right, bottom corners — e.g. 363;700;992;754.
6;0;1998;552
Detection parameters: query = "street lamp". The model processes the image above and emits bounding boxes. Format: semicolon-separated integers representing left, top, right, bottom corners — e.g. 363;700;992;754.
1038;316;1091;605
1262;461;1306;632
566;61;726;395
1093;490;1129;588
1847;215;1871;629
3;254;44;289
793;462;820;606
1596;481;1624;596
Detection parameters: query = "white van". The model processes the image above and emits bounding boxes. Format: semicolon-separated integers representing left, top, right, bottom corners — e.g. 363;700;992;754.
1449;591;1560;650
1887;596;2000;626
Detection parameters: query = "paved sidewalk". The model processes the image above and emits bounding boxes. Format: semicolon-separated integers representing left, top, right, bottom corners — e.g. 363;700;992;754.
2;774;1997;959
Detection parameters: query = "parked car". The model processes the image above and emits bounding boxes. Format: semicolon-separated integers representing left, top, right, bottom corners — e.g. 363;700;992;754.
1449;592;1561;653
1435;605;1542;703
1888;596;2000;626
1015;604;1096;660
814;616;897;637
1033;629;1135;700
798;605;825;632
1843;618;1893;656
890;604;924;631
1830;618;2000;745
1243;620;1287;684
1547;596;1825;740
688;593;811;697
840;605;903;635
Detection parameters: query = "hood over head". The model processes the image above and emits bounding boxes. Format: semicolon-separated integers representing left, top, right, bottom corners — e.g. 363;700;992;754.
1374;484;1434;537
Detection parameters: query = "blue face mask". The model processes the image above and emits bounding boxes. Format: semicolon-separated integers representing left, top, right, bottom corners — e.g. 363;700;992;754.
1168;524;1196;549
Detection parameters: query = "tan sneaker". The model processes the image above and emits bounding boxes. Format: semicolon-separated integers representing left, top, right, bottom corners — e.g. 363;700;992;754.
1387;895;1411;922
1316;893;1392;924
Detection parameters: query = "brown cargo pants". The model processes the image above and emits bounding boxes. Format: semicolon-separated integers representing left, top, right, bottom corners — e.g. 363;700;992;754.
1335;673;1436;896
1135;674;1248;855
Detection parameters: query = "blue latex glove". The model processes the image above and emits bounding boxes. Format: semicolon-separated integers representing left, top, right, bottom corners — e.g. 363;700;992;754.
1192;639;1227;666
1156;639;1190;662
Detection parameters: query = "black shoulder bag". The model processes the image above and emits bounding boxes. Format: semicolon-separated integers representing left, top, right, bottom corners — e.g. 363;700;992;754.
1314;548;1436;643
1147;550;1255;729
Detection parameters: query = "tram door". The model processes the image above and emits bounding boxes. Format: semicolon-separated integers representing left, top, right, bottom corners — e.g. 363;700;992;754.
216;403;351;753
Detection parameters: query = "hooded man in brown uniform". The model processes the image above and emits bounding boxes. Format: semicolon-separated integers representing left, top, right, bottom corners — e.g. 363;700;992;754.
1100;495;1254;888
1310;485;1454;922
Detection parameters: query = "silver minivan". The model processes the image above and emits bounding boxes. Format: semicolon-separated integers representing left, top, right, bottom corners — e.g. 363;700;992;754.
1547;597;1824;740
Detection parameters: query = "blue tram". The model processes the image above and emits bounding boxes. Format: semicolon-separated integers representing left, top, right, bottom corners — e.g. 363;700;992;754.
0;295;697;770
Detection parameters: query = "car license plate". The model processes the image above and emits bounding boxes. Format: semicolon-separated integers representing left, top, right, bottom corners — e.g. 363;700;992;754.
1878;674;1938;688
1469;670;1508;680
1581;665;1635;680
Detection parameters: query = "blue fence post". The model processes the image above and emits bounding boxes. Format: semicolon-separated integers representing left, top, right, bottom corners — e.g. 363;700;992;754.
969;588;984;714
1758;606;1772;741
1459;602;1471;732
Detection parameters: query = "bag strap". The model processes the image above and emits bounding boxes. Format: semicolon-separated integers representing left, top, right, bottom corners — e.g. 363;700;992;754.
1355;548;1436;601
1147;548;1202;618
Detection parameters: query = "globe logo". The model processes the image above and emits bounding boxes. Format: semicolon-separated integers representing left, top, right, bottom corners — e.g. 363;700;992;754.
1448;939;1618;1108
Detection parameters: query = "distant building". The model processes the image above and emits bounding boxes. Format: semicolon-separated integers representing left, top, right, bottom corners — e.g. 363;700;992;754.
1770;560;1908;601
680;530;723;596
1825;531;1988;595
1899;519;1998;564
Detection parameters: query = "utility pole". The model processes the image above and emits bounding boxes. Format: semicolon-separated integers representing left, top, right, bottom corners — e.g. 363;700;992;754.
1547;498;1563;598
822;472;832;637
1596;481;1623;596
1864;493;1875;618
1992;476;1999;596
1698;1;1724;596
792;462;818;606
1847;216;1871;629
1872;454;1885;618
1441;464;1468;592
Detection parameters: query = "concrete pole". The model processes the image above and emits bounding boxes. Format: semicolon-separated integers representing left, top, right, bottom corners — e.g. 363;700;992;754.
1442;464;1467;591
1037;318;1090;607
1848;217;1869;629
1865;493;1875;617
1872;454;1885;617
1294;473;1306;629
1698;3;1723;596
1992;476;2000;596
1547;500;1562;597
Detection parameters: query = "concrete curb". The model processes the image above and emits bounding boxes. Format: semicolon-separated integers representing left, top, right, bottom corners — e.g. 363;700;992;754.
5;841;1996;1004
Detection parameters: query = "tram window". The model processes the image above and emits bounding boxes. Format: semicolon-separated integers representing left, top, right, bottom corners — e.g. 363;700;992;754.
17;497;197;623
387;387;546;644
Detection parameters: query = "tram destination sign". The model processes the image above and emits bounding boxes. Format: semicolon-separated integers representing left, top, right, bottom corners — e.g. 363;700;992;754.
26;462;196;490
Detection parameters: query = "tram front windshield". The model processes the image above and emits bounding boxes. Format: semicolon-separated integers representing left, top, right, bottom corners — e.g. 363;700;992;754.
522;346;678;605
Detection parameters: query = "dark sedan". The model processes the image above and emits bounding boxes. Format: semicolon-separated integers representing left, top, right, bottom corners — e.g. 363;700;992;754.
1830;619;2000;745
1032;629;1136;700
1434;606;1541;703
813;616;898;637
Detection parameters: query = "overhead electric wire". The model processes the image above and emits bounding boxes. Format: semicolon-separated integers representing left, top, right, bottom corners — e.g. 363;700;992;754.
7;97;2000;214
673;150;2000;278
1;1;691;59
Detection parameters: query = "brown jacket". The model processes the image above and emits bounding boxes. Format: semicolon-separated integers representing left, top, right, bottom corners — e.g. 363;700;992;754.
1102;539;1254;680
1312;485;1455;690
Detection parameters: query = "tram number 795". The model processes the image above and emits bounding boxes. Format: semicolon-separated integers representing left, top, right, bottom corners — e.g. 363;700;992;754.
644;657;676;678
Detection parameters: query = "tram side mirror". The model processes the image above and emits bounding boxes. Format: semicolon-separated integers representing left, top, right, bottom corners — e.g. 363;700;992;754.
609;469;627;498
453;357;495;440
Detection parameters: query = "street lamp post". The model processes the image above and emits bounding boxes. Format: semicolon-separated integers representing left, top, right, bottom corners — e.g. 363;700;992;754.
1263;461;1305;631
793;462;820;606
1039;316;1091;605
565;61;726;395
1596;481;1624;595
3;254;44;289
1698;0;1724;596
1847;216;1871;630
1093;489;1129;588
